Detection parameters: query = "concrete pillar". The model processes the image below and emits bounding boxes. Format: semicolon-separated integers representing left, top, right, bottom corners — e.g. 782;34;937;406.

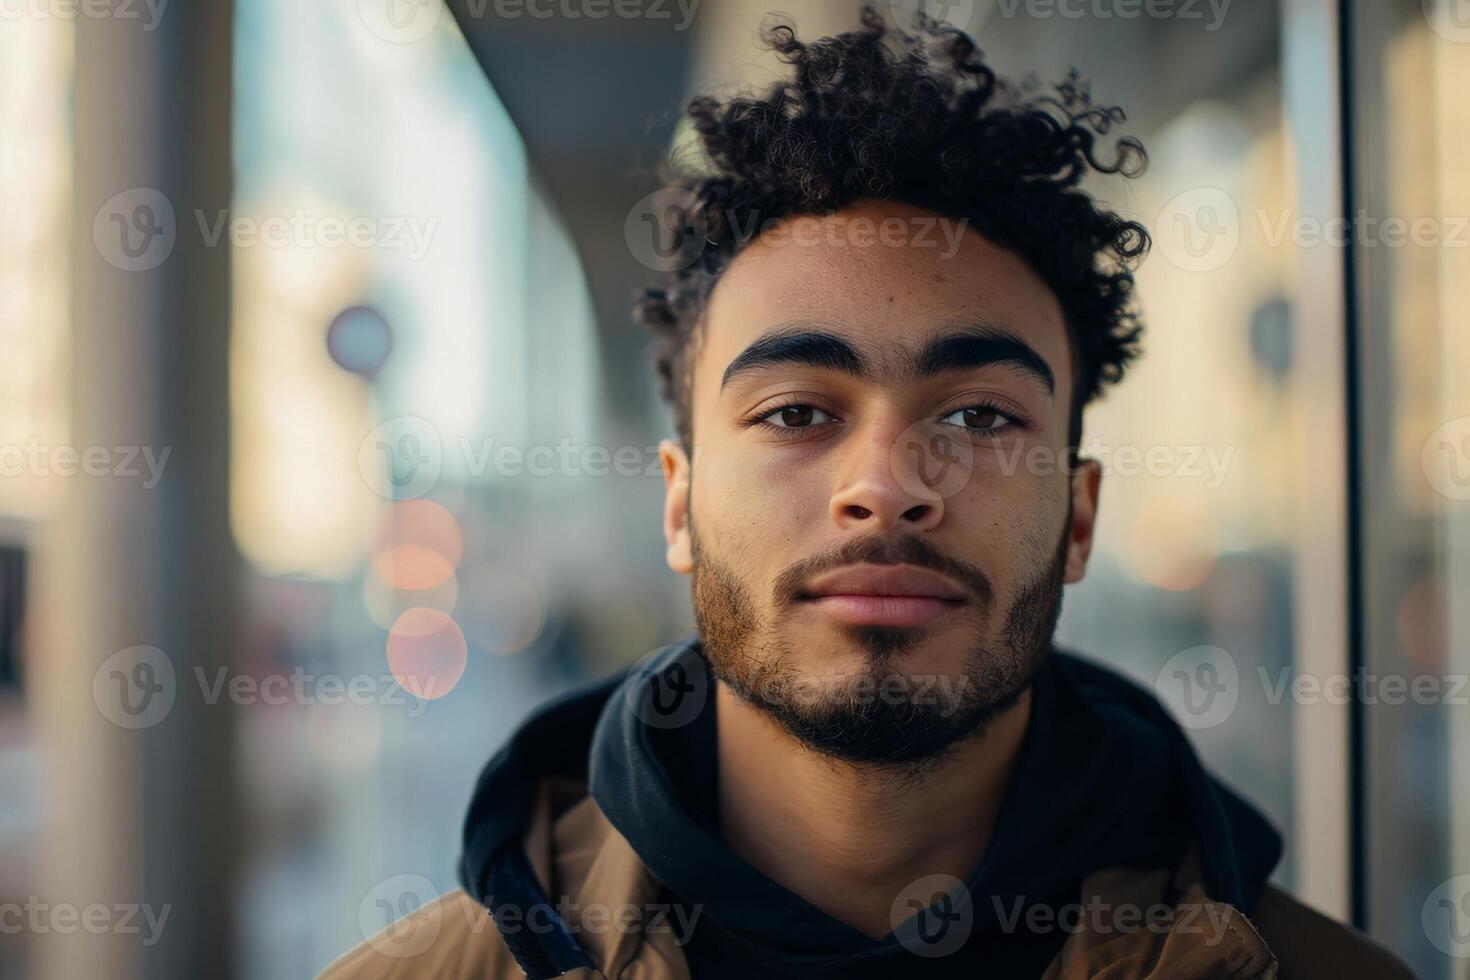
30;1;238;976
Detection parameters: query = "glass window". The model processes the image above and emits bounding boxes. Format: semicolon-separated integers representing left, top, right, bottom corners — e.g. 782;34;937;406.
1350;2;1470;975
231;3;608;975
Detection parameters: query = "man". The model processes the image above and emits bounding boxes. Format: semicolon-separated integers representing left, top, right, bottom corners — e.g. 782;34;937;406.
324;9;1412;978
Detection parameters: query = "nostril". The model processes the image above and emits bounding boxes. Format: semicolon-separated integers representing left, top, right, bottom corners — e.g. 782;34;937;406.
845;504;873;520
902;504;931;523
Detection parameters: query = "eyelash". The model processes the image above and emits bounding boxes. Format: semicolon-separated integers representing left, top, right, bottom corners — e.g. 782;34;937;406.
743;397;1029;439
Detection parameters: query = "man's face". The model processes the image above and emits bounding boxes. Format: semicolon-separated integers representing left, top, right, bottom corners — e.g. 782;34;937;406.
660;198;1101;767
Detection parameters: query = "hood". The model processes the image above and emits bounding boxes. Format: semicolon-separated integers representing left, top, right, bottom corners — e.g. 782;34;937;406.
458;631;1282;978
457;670;619;978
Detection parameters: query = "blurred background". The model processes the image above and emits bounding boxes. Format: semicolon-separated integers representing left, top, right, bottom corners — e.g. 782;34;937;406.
0;0;1466;976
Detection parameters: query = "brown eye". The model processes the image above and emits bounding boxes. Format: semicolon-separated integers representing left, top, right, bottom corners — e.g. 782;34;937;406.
939;405;1012;432
762;404;834;428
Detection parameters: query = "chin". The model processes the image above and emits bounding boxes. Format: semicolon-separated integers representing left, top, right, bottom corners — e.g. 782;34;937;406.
792;620;977;676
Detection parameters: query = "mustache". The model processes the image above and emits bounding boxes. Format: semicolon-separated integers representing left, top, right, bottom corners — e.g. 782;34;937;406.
772;533;994;611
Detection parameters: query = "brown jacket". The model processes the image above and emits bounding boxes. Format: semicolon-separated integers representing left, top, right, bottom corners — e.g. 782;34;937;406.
320;787;1414;980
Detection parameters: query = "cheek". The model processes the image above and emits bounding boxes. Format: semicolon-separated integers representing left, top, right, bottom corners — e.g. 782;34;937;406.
962;435;1072;501
692;441;827;553
947;451;1070;555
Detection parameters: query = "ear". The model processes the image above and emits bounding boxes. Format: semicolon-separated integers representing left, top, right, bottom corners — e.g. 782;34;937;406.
659;438;693;575
1063;456;1102;585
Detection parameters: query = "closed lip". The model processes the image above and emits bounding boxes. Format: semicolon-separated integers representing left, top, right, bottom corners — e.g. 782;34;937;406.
797;564;968;602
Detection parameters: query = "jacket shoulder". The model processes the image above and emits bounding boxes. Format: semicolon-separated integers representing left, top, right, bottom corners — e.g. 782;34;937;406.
1249;885;1415;979
316;888;588;980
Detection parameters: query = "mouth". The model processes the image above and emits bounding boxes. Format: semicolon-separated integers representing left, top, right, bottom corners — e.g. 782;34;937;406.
796;563;968;628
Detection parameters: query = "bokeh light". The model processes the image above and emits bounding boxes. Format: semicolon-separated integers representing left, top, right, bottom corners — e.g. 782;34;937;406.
375;499;463;568
371;545;455;591
1397;575;1448;670
326;305;393;378
363;499;465;627
457;566;546;656
362;568;458;630
1123;497;1220;593
386;607;468;701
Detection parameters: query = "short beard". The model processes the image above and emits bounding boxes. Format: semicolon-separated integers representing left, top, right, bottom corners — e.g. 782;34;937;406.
690;522;1070;776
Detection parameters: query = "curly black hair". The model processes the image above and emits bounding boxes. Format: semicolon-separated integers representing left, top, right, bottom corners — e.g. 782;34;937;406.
635;6;1149;454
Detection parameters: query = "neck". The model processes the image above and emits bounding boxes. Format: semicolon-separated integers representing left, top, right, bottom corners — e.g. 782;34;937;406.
715;678;1033;939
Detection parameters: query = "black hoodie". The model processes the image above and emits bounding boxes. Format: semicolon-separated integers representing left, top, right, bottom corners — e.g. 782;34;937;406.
459;632;1282;979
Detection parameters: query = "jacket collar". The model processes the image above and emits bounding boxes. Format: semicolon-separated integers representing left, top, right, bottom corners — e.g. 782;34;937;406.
487;789;1278;979
459;632;1282;977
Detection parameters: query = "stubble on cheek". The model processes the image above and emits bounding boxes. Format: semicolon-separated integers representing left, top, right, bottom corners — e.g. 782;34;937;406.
688;519;760;661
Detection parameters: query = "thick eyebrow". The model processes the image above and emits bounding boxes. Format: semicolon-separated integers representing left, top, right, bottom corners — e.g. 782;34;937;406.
719;323;1055;396
719;329;866;391
913;325;1055;396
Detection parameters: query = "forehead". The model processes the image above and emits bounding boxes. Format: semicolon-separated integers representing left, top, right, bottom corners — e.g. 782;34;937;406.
696;199;1072;398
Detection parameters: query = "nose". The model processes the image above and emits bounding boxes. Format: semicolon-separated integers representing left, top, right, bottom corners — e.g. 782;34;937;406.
828;416;946;532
